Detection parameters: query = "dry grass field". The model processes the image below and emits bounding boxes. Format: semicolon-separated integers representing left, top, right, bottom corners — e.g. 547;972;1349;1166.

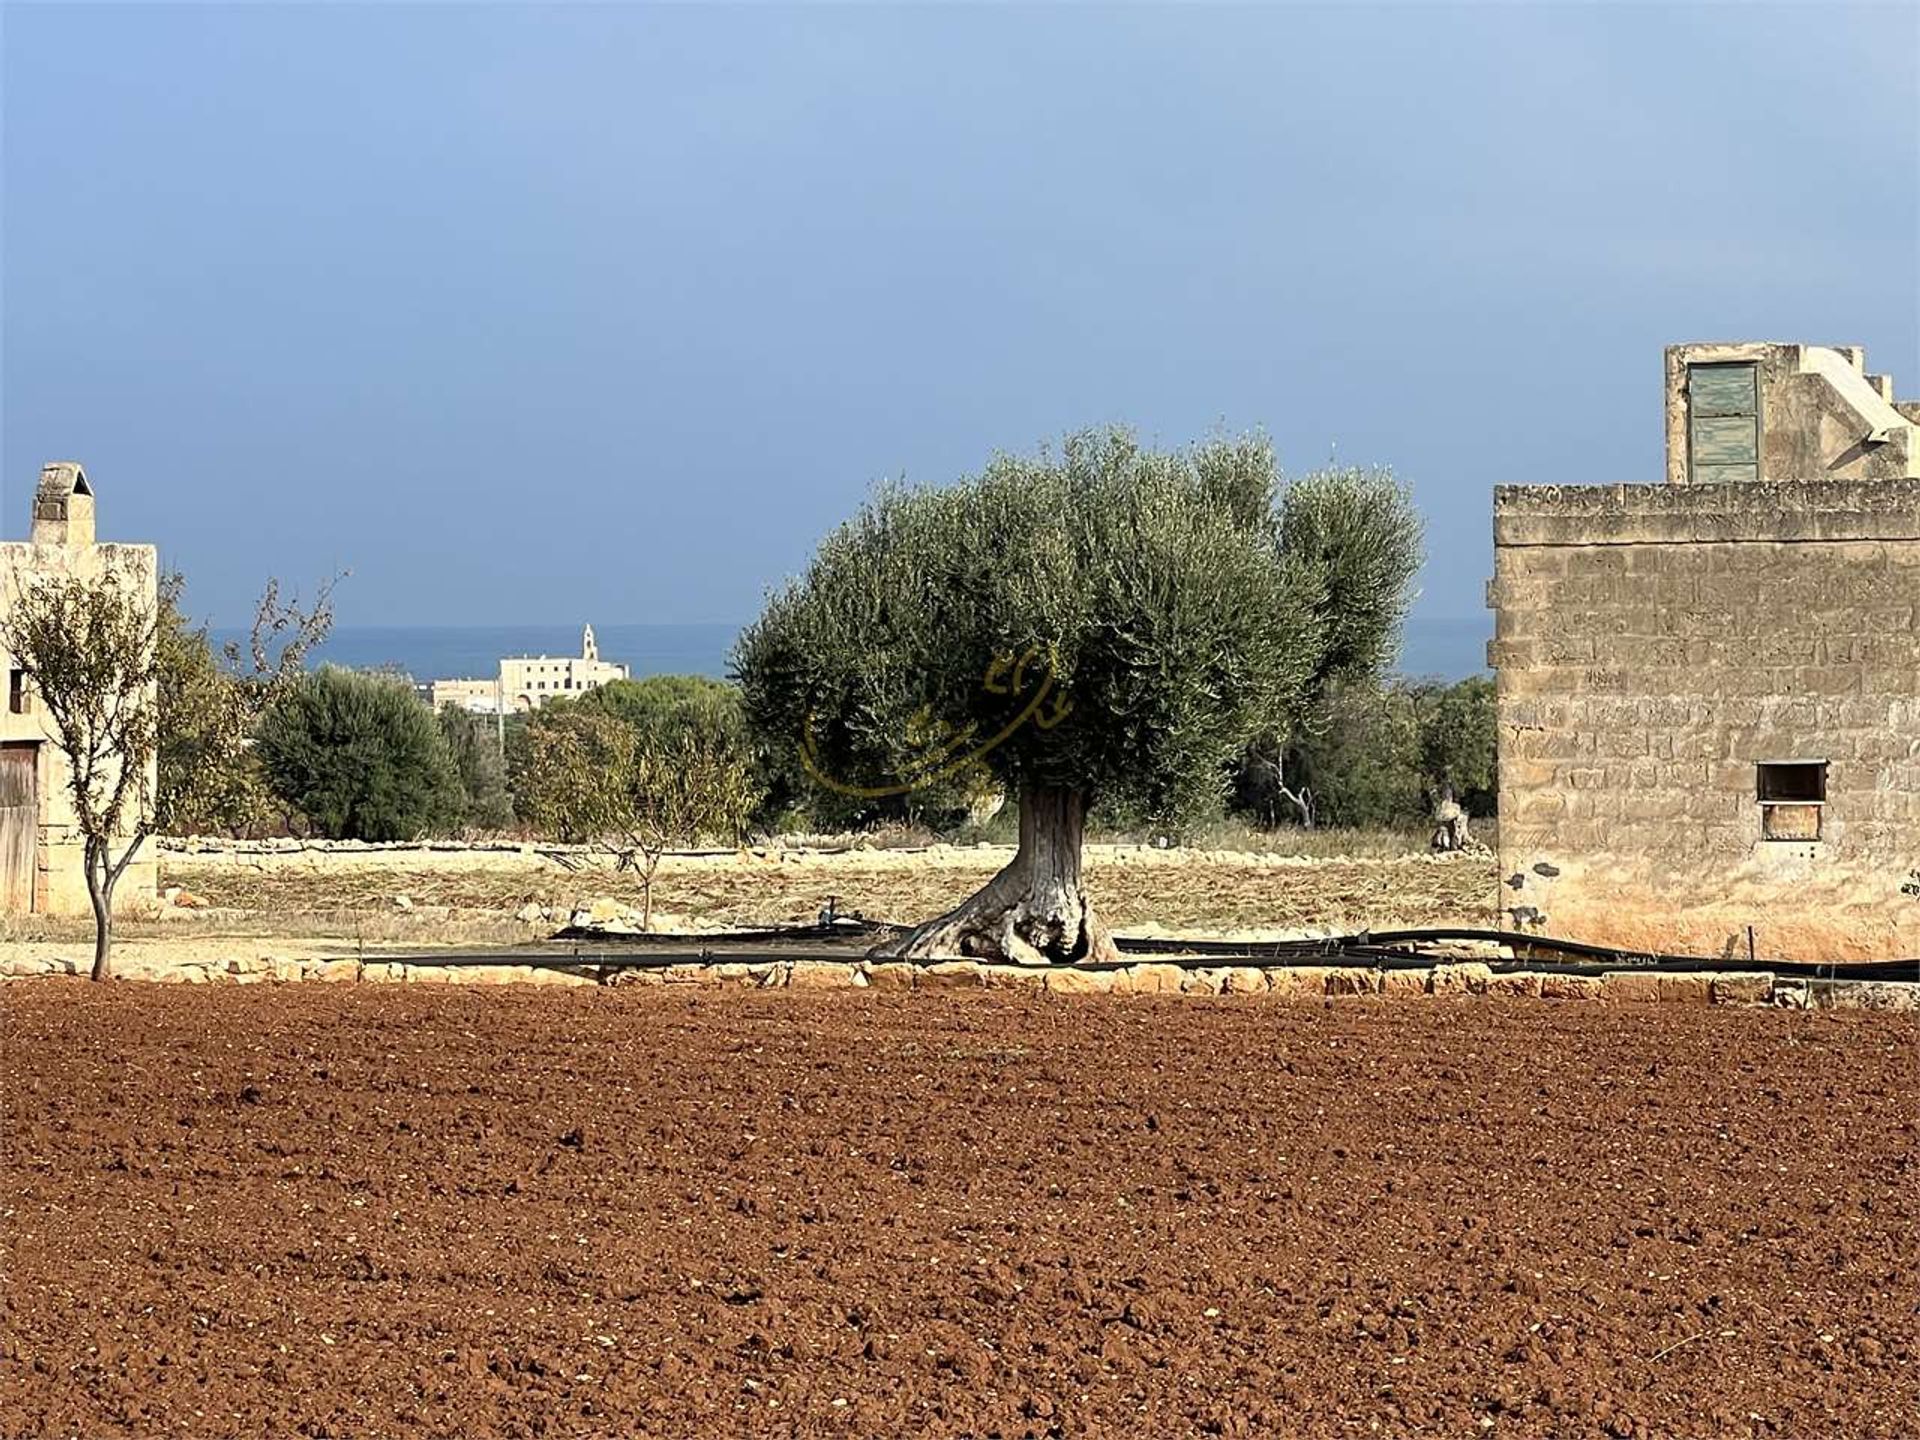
5;835;1499;959
159;841;1496;942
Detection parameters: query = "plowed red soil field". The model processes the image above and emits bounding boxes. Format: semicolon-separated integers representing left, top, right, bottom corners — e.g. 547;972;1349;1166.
2;986;1914;1439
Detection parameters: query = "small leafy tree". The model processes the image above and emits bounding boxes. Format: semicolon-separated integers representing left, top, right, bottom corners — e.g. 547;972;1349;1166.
1237;673;1496;832
1285;677;1426;828
1413;674;1496;817
3;565;333;977
736;428;1423;964
257;668;464;841
0;569;158;980
157;572;335;836
517;708;755;929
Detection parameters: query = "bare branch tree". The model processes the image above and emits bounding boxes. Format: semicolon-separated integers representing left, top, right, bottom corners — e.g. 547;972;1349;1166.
160;571;338;836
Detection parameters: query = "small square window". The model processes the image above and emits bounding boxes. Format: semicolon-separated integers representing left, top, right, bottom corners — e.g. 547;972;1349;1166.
1758;760;1825;841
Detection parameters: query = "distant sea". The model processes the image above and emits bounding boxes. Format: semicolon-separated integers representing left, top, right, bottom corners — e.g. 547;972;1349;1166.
211;616;1491;685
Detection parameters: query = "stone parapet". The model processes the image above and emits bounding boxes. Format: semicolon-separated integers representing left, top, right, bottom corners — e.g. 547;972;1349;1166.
1493;479;1920;548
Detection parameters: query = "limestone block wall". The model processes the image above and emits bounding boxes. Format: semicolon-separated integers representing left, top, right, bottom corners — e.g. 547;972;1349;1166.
1490;480;1920;961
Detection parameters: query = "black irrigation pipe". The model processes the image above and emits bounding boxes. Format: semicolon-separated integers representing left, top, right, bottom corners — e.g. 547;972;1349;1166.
372;921;1919;985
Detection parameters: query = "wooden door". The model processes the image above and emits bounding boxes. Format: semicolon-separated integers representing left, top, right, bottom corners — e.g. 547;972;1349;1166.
0;743;38;914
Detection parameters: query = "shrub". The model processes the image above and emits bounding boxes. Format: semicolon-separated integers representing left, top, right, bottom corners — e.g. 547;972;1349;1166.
257;668;463;841
437;705;514;831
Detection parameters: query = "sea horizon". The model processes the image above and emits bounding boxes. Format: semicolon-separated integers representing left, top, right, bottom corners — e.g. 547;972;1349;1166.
210;615;1492;686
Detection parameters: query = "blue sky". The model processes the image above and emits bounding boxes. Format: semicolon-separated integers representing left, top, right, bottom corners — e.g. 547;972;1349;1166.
4;3;1915;629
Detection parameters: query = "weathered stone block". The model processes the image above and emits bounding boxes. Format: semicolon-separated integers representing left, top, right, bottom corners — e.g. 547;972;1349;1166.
1540;973;1602;1001
1487;971;1544;998
1266;966;1331;1000
1222;966;1269;995
307;959;361;983
1125;962;1188;995
1600;971;1662;1003
1180;968;1227;995
1324;966;1382;996
1710;972;1775;1006
660;963;712;985
525;966;596;988
919;960;987;988
1380;968;1431;998
788;962;860;990
1430;962;1493;996
1808;980;1920;1011
1045;967;1115;995
1656;974;1712;1005
864;962;918;991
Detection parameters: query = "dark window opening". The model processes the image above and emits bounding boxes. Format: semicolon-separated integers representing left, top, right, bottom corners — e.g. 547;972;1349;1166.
1758;759;1825;841
7;668;26;715
1758;760;1826;803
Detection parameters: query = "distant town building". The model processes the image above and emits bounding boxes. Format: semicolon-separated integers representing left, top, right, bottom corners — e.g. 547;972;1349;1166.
1;463;159;917
1490;342;1920;960
431;624;630;714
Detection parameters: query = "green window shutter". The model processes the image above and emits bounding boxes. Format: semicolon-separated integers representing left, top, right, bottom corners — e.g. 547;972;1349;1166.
1688;363;1759;482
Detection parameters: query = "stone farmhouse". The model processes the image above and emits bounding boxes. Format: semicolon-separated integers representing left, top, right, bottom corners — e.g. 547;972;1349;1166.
1491;343;1920;960
431;624;630;714
1;463;159;917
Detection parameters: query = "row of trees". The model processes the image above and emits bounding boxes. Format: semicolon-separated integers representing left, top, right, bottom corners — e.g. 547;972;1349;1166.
6;424;1495;976
245;666;1493;844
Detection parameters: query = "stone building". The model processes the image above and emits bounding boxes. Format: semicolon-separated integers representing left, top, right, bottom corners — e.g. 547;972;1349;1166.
1;463;160;917
1490;343;1920;961
431;624;630;714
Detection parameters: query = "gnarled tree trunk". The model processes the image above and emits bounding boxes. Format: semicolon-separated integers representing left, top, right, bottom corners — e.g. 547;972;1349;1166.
872;785;1117;966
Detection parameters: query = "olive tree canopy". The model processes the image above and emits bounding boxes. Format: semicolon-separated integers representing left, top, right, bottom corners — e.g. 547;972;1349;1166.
735;428;1421;965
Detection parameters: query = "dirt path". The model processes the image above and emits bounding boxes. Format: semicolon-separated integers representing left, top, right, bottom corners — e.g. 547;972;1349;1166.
2;987;1913;1437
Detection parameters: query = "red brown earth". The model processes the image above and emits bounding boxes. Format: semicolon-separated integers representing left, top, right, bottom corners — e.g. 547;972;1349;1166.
2;986;1914;1439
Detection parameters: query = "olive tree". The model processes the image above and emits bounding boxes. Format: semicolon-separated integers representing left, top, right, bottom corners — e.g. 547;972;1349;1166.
256;668;464;841
516;708;756;930
437;704;513;831
735;428;1421;965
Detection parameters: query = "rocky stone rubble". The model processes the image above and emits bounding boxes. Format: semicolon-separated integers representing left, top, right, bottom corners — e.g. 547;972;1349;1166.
2;950;1912;1008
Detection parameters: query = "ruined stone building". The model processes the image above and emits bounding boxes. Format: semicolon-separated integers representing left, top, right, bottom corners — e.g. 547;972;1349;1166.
1;463;159;916
1491;343;1920;960
431;623;631;714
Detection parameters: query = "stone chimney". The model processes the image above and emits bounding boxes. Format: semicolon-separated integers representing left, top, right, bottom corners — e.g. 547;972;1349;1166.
31;462;95;548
